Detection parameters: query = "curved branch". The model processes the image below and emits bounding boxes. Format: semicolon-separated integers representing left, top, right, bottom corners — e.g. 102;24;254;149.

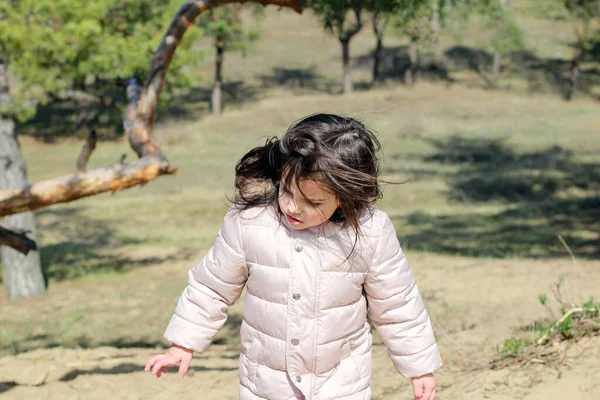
0;155;176;217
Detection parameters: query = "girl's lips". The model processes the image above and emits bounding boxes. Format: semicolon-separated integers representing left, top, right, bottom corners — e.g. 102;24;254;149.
285;214;303;225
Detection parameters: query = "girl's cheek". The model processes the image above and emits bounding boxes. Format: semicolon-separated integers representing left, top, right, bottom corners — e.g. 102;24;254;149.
313;209;326;223
278;191;287;204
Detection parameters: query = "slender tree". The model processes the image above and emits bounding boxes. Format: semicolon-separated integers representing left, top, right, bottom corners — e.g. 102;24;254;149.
372;0;447;86
482;0;525;88
371;11;390;84
314;0;419;92
198;4;262;115
313;1;367;94
392;1;438;85
449;0;525;88
562;0;600;100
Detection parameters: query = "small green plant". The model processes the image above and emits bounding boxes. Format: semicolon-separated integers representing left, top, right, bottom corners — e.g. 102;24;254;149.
537;293;547;306
582;298;600;319
496;337;528;359
495;278;600;370
535;278;600;345
554;313;577;339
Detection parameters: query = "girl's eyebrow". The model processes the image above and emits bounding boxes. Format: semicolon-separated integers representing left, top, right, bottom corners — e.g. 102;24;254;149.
308;198;326;202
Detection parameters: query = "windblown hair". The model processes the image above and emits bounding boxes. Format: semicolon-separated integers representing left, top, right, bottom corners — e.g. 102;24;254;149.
234;113;383;241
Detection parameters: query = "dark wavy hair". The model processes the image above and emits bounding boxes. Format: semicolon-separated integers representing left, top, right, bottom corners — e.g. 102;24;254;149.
234;113;383;241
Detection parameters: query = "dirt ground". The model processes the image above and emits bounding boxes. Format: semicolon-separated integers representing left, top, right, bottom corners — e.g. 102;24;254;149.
2;255;599;399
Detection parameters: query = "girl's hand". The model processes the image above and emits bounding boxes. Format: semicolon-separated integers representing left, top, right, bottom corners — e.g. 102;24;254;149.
411;373;436;400
144;344;193;378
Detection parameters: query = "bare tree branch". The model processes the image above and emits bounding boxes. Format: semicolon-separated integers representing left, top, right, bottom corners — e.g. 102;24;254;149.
75;129;98;172
0;155;175;217
0;222;37;255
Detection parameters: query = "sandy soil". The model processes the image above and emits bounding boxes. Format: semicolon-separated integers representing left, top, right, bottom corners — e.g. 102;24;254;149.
2;255;599;399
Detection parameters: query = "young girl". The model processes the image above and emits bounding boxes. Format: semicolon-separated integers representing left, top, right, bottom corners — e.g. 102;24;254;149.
145;114;442;399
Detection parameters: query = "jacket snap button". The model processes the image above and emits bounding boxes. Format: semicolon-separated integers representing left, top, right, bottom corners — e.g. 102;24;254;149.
294;243;303;252
291;338;299;346
292;293;301;301
296;376;302;383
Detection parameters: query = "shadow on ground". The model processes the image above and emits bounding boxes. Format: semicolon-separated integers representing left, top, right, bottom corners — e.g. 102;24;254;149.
36;207;196;283
164;80;262;119
1;315;244;358
58;362;238;382
258;66;340;94
354;45;454;86
445;45;600;98
17;100;124;143
396;136;600;258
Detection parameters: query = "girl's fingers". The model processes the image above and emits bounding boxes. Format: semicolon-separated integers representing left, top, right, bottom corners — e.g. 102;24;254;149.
152;357;176;376
178;356;191;378
151;359;164;376
422;383;435;400
144;355;162;372
145;348;192;378
413;380;424;399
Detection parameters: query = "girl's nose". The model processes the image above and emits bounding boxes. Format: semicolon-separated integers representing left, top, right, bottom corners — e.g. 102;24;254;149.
287;198;300;214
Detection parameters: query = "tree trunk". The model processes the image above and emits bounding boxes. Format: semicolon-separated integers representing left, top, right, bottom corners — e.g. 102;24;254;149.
0;119;46;302
211;40;224;116
0;62;46;302
431;0;441;58
373;36;383;84
405;36;419;85
491;52;501;88
372;12;387;85
566;44;582;101
340;38;353;94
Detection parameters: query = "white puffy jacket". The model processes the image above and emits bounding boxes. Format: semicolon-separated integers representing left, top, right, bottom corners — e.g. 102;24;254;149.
165;205;442;399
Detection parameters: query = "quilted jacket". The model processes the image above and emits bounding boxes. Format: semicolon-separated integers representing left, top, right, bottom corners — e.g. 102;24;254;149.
164;205;442;399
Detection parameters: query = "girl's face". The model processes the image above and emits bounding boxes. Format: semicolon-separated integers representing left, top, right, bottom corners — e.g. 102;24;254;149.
278;176;340;230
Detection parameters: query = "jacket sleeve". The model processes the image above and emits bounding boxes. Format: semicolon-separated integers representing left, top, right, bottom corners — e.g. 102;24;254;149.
364;212;442;378
164;207;248;353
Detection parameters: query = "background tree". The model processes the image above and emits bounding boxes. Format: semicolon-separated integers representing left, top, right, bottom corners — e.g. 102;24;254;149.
198;4;262;116
372;0;445;85
0;0;202;302
562;0;600;100
314;0;419;92
391;0;439;85
312;1;367;94
430;0;442;57
371;10;391;84
451;0;525;88
480;0;525;88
